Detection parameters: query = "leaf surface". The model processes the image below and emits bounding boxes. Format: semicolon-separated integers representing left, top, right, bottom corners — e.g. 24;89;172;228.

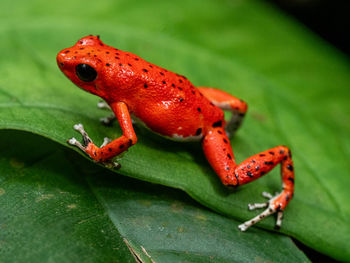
0;0;349;260
0;130;310;262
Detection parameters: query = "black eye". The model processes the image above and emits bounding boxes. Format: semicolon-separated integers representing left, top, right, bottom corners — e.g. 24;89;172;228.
75;64;97;82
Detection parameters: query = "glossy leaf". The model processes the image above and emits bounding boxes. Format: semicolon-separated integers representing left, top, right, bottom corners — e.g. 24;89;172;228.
0;131;135;263
0;130;310;262
0;0;349;261
87;169;311;263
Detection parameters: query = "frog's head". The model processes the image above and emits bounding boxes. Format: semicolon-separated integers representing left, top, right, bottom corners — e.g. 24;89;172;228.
57;35;114;99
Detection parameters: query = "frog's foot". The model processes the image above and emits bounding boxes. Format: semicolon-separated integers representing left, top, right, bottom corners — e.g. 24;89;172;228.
97;101;116;126
100;137;111;147
101;159;121;169
100;114;116;126
97;101;111;110
67;123;93;151
238;191;284;232
68;124;120;169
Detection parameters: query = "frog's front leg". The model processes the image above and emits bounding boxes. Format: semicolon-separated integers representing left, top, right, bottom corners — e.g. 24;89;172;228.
68;101;137;167
197;87;248;137
202;127;294;231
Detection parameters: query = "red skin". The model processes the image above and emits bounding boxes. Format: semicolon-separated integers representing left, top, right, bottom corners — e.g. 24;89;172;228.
57;36;294;229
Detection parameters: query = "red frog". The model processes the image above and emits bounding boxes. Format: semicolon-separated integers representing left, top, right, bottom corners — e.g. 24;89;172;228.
57;35;295;231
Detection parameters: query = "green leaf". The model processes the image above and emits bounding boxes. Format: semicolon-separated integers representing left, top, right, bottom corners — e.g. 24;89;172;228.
0;130;310;262
0;0;349;260
0;131;135;263
87;170;311;263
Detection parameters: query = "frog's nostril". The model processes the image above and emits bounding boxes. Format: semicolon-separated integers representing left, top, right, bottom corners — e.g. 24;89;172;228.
57;50;68;60
57;53;66;68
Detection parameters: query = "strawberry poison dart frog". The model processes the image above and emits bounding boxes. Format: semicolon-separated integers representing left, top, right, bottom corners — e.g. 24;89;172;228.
57;35;295;231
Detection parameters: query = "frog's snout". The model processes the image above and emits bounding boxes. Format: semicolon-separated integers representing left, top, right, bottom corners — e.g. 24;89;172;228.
56;49;69;69
56;48;77;81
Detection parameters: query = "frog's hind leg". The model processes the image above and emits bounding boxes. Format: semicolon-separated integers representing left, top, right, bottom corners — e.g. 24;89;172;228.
202;127;295;231
197;87;247;137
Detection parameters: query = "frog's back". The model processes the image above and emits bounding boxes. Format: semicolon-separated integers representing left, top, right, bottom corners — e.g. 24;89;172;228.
100;46;225;140
125;60;224;140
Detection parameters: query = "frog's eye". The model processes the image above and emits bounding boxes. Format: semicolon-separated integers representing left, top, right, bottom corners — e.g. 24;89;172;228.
75;64;97;82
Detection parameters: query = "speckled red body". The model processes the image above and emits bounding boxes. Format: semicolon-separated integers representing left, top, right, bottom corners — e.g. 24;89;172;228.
57;35;225;139
57;36;295;231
